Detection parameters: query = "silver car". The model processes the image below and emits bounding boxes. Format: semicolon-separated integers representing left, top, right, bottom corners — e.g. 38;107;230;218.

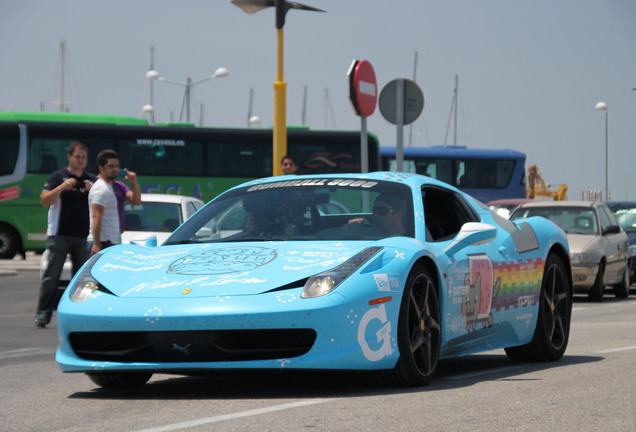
510;200;631;301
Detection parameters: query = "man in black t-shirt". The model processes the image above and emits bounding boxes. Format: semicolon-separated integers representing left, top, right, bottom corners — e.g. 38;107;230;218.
35;142;97;328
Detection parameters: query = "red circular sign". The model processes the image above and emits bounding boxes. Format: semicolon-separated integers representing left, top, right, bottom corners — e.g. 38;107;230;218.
350;60;377;117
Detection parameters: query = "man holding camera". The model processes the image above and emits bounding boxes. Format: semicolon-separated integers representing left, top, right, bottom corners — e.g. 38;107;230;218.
35;141;96;328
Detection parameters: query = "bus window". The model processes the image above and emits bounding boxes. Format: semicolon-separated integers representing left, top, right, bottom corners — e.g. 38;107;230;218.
0;124;27;185
380;145;526;203
117;138;205;177
207;140;271;178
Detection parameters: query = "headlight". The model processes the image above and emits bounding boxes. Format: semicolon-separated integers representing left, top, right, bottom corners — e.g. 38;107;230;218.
302;247;382;298
629;245;636;256
68;254;105;303
569;252;592;265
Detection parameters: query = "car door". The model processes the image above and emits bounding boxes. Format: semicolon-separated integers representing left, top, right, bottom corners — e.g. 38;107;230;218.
598;204;629;283
422;186;499;343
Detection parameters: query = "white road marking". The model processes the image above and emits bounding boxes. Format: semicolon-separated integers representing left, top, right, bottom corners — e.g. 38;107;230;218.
131;399;332;432
595;345;636;354
0;348;55;359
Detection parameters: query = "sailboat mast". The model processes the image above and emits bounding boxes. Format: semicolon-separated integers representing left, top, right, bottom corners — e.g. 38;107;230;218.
408;49;418;147
247;87;254;127
453;74;458;146
301;85;307;126
149;46;155;108
59;39;66;112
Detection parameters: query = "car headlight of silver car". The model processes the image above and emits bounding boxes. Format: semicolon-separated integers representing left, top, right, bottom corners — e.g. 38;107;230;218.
302;247;382;298
569;252;593;265
68;254;107;303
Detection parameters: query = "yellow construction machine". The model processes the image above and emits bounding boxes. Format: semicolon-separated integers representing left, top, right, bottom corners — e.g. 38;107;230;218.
526;165;568;200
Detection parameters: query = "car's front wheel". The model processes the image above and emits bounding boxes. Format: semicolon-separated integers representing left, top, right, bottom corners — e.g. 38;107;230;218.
383;264;441;387
613;264;630;298
505;253;572;362
87;372;153;389
589;261;605;302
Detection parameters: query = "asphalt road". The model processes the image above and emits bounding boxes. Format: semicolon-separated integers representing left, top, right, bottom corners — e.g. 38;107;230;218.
1;262;635;432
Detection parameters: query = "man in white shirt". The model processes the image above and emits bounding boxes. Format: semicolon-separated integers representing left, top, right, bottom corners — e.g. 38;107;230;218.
88;149;140;255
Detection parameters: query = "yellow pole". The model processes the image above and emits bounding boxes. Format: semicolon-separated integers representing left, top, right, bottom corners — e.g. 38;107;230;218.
273;26;287;176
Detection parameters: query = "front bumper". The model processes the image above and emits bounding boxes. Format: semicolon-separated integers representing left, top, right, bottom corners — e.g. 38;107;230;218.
571;263;598;290
56;286;402;373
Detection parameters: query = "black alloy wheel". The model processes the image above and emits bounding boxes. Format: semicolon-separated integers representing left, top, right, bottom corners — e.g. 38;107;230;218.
383;264;441;387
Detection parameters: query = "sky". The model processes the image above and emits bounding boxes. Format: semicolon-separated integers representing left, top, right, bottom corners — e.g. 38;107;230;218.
1;0;635;200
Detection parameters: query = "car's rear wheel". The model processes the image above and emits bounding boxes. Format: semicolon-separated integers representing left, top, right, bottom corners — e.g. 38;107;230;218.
383;264;441;387
505;253;571;362
613;264;630;298
87;372;153;388
589;262;605;302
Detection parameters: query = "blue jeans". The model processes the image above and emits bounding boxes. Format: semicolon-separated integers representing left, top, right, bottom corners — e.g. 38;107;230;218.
35;235;89;323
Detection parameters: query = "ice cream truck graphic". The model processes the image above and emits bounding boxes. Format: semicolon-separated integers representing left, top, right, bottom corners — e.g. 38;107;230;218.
462;254;500;331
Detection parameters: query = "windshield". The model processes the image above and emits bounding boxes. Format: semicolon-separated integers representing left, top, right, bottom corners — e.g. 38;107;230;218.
615;208;636;233
511;206;598;235
164;179;414;244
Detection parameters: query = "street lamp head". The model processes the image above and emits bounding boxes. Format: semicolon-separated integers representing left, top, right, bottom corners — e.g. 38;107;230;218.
146;70;159;80
231;0;271;14
142;104;154;113
212;67;229;78
595;101;607;111
249;115;261;126
231;0;325;28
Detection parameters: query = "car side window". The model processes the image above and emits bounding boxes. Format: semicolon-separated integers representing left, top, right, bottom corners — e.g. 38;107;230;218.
185;202;201;219
422;186;479;241
601;206;618;226
598;206;613;233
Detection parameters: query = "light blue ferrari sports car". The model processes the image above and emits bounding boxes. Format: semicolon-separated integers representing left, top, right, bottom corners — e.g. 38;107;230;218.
56;172;573;388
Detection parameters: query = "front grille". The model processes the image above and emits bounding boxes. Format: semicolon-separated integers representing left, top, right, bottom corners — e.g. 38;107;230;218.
69;329;316;363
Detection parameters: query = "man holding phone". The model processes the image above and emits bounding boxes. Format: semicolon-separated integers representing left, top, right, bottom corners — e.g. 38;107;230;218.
113;168;142;235
88;149;141;255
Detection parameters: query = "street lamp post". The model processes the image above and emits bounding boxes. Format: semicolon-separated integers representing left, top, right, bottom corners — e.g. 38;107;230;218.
231;0;325;175
595;101;608;200
148;67;229;124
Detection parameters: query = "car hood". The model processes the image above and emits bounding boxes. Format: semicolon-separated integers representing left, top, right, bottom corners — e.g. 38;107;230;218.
88;241;392;298
566;234;599;254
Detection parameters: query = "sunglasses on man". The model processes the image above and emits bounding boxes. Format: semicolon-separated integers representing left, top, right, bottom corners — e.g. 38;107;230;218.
373;206;398;216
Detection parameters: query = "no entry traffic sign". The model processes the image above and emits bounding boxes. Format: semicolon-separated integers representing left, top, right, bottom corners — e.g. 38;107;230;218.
348;60;377;117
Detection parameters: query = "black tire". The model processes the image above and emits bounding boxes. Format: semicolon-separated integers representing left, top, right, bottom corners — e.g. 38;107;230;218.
613;263;630;298
0;226;19;259
588;262;605;302
505;253;572;362
382;264;441;387
87;372;152;389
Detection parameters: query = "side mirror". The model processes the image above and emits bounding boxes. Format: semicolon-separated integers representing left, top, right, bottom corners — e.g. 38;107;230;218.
195;225;221;240
603;225;621;235
444;222;497;256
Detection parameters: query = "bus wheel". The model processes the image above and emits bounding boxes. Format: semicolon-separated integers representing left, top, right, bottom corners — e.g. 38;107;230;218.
0;226;19;259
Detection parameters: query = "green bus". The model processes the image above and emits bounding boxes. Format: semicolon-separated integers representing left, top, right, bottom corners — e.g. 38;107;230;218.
0;111;380;258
